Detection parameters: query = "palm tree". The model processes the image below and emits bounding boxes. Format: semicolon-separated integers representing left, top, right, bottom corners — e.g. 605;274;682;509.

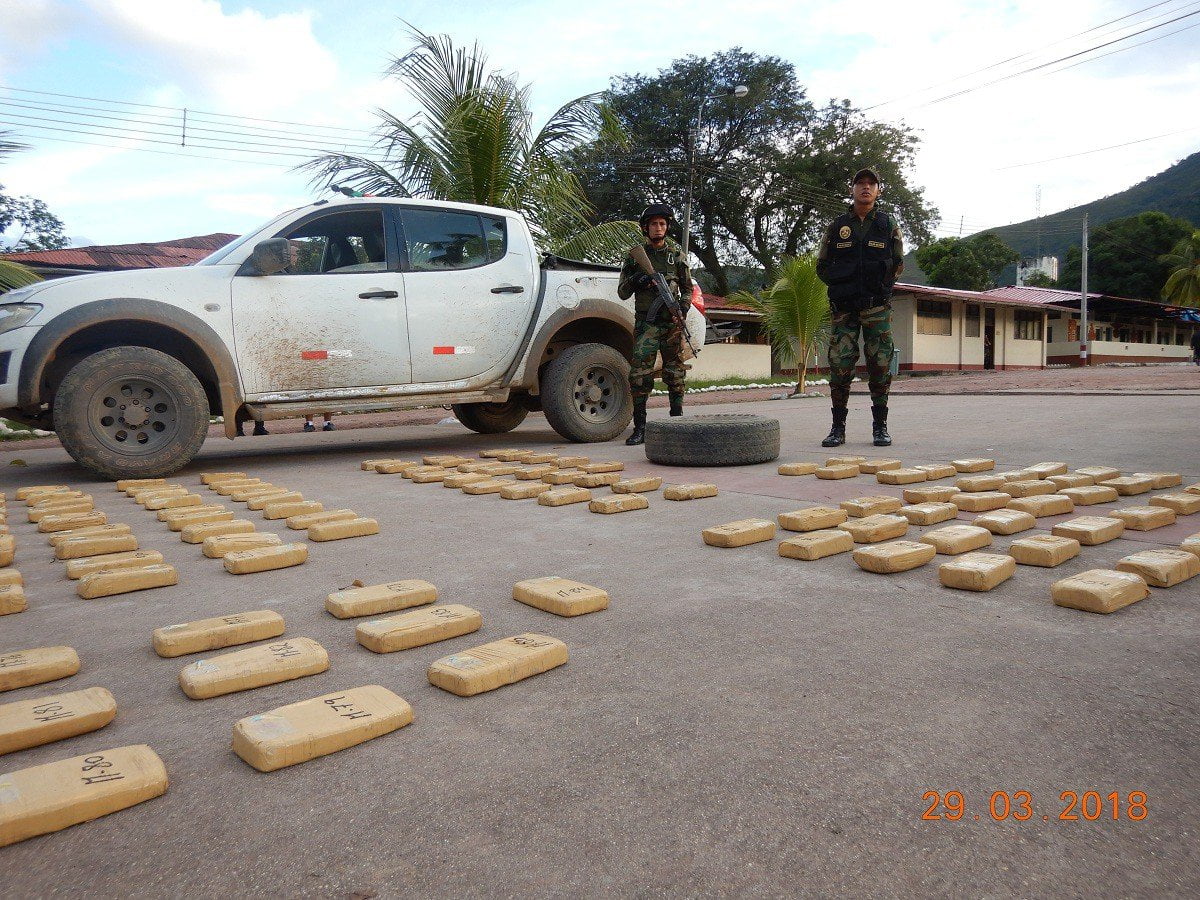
1161;230;1200;308
0;130;42;293
729;255;831;394
302;28;638;263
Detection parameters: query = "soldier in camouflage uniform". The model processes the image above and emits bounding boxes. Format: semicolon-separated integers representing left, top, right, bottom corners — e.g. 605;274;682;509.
816;167;904;447
618;203;693;445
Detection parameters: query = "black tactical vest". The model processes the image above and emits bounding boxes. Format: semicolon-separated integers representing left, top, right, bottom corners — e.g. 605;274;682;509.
822;211;896;313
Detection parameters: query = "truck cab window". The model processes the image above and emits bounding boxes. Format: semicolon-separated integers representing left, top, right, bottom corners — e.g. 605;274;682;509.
280;209;387;275
402;208;488;271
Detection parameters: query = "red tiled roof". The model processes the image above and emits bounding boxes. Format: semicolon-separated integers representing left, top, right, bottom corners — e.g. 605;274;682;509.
1;233;239;271
983;285;1101;304
700;292;756;312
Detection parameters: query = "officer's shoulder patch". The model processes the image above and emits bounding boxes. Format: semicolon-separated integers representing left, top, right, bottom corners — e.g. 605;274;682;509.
838;225;852;240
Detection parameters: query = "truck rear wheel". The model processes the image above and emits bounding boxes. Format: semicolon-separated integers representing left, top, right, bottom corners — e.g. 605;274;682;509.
540;342;632;443
53;346;211;479
451;401;528;434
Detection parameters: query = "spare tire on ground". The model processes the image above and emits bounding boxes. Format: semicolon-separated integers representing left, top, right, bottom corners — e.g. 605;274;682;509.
644;414;780;467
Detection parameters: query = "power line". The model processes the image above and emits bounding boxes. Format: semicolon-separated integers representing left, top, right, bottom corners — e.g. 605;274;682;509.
997;125;1200;169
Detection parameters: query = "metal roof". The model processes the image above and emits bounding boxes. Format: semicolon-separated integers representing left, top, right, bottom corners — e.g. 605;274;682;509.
1;233;239;272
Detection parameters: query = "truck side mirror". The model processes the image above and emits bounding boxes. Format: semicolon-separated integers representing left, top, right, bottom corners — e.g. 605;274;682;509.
244;239;292;276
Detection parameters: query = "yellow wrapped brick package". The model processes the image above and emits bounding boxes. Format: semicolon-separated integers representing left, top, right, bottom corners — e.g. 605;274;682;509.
778;506;848;532
461;478;513;495
816;464;860;480
956;475;1004;492
489;449;529;461
1052;516;1125;545
920;524;992;555
516;464;557;480
232;686;413;772
201;533;283;559
521;452;559;465
356;605;483;652
410;469;449;484
199;472;246;484
1107;506;1175;531
178;637;329;699
144;493;203;512
118;477;166;490
702;519;777;548
308;518;379;542
181;519;255;544
973;509;1037;535
513;576;609;617
663;483;718;501
826;455;866;466
55;533;140;560
556;455;589;468
326;579;438;619
1115;549;1200;588
951;458;995;473
852;540;937;573
839;496;904;518
16;485;70;501
500;482;553;500
778;462;820;476
423;454;472;467
263;500;322;520
876;468;927;485
952;491;1011;513
46;524;131;547
1076;466;1120;482
133;486;188;504
1106;476;1154;496
859;459;902;474
1006;495;1075;518
1185;482;1200;496
1133;472;1182;489
286;509;356;530
612;476;663;494
838;514;908;543
1060;485;1119;506
224;543;308;574
1178;533;1199;558
1052;569;1148;614
0;744;167;849
0;585;26;616
443;472;489;489
573;472;621;489
1047;473;1094;490
903;485;959;504
428;634;568;697
0;686;116;756
374;460;421;475
579;461;624;474
538;487;592;507
39;512;107;534
1003;480;1056;499
778;529;854;561
914;463;956;480
152;610;285;658
0;534;13;567
1026;462;1068;478
998;469;1039;482
0;647;80;693
938;552;1016;591
898;502;959;526
590;494;649;514
1008;534;1080;567
77;564;178;600
210;479;262;496
248;491;303;511
65;550;164;580
231;485;287;502
542;469;584;485
1149;493;1200;515
160;506;231;528
29;498;94;522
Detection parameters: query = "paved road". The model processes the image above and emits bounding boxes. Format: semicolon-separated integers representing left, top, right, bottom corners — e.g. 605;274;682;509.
2;393;1197;897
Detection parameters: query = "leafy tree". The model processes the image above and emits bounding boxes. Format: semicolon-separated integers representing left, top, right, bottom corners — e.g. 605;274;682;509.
1160;229;1200;308
728;255;830;394
0;192;68;252
302;28;636;263
1057;211;1193;299
573;49;938;295
0;130;47;292
1022;270;1057;288
915;232;1019;291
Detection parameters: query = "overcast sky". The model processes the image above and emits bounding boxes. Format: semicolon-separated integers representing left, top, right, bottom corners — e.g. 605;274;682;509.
1;0;1197;251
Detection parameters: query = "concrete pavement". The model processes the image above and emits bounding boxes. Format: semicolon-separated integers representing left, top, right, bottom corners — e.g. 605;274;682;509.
1;392;1197;897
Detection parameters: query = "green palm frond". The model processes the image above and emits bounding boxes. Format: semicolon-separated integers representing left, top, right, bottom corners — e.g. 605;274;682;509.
0;259;41;293
1160;230;1200;308
550;221;642;264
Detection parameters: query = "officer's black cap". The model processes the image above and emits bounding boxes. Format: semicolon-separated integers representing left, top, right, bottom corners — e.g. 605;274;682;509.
851;167;881;185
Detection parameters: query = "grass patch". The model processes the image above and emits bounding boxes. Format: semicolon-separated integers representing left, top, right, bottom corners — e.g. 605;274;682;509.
0;418;51;441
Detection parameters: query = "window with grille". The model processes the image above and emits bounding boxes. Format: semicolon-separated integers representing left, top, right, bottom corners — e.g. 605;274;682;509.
965;304;980;337
917;299;952;336
1014;310;1043;340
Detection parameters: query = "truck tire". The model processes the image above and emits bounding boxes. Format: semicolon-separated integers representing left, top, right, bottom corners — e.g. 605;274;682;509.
52;346;211;480
645;414;780;466
540;342;632;443
451;401;528;434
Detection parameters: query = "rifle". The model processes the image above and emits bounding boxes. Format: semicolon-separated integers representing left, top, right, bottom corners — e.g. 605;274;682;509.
629;245;699;357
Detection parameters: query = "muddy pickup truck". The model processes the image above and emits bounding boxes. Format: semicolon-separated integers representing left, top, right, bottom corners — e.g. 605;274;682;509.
0;196;706;478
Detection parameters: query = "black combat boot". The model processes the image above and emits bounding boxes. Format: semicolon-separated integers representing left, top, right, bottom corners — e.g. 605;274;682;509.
872;406;892;447
626;399;647;446
669;392;684;416
821;407;847;447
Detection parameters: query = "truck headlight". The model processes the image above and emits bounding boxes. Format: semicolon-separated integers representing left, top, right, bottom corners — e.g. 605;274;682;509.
0;303;42;335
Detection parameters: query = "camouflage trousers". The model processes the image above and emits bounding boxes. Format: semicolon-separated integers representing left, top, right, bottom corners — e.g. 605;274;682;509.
629;318;686;400
828;304;894;410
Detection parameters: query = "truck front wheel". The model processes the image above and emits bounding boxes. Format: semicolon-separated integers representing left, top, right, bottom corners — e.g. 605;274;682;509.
540;342;632;443
52;346;211;479
451;401;528;434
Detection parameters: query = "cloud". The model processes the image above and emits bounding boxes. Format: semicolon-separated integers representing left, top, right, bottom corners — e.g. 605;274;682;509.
0;0;68;79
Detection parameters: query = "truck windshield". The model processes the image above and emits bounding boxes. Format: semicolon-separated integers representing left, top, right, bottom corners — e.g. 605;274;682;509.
196;209;298;265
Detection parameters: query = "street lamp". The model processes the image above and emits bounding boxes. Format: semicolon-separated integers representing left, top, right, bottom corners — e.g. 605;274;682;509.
681;84;749;260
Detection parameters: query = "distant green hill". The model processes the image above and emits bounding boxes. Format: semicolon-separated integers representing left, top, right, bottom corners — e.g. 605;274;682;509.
902;149;1200;286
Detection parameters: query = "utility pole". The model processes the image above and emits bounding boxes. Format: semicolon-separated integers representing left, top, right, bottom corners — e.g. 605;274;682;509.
1079;214;1089;366
1034;185;1042;259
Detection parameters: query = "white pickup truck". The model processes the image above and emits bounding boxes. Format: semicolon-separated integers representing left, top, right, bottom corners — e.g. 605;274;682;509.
0;196;705;478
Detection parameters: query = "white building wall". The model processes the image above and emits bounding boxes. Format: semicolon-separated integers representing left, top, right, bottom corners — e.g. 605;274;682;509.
685;343;773;380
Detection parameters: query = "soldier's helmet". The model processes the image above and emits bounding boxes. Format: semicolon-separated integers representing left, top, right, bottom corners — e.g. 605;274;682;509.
639;203;676;232
851;166;882;186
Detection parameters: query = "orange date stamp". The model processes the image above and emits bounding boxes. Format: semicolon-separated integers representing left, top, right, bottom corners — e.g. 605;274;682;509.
922;790;1148;822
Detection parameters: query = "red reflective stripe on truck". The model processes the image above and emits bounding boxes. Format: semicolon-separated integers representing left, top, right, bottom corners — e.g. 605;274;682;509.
301;350;328;360
433;346;455;355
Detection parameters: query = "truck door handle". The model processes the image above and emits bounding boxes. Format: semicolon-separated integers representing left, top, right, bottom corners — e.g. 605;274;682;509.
490;285;524;294
358;290;398;299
